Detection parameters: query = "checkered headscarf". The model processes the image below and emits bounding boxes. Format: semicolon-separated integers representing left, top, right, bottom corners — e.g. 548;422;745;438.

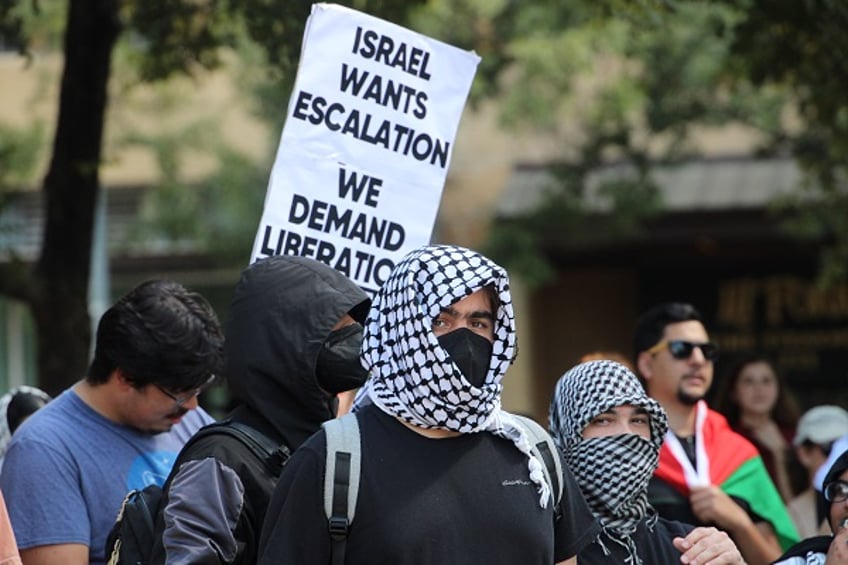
549;360;668;562
357;244;552;507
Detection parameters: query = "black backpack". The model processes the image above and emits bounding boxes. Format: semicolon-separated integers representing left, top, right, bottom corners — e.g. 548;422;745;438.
105;420;290;565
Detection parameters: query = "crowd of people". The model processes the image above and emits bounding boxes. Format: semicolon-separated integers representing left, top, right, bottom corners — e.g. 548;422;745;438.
0;244;845;565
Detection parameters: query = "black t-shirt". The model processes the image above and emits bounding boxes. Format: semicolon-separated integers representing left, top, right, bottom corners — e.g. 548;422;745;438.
577;517;693;563
258;405;598;565
773;535;832;564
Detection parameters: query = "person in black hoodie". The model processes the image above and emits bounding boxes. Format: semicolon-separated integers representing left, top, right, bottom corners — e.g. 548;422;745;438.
153;255;370;564
773;448;848;564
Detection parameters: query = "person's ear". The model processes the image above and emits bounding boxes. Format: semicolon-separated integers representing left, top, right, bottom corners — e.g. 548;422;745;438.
637;352;654;383
113;368;135;391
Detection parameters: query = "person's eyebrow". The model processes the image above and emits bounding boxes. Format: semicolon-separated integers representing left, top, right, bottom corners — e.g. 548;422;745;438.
438;307;494;320
468;310;494;320
634;407;649;415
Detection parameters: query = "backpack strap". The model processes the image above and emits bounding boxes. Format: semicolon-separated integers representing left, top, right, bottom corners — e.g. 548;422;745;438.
178;420;291;478
223;420;291;476
511;414;563;514
322;413;362;565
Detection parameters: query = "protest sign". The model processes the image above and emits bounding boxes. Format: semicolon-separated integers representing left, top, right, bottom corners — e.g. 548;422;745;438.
250;3;480;293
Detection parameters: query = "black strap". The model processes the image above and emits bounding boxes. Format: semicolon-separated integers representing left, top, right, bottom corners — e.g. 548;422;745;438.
329;451;352;565
137;488;159;534
182;420;290;476
534;440;562;522
224;421;291;475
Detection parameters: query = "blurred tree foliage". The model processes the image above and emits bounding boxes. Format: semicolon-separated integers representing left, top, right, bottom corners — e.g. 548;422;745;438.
414;0;848;287
1;0;846;390
0;0;424;392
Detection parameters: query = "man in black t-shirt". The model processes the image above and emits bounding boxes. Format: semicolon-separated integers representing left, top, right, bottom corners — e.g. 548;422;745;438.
258;244;598;565
549;359;744;564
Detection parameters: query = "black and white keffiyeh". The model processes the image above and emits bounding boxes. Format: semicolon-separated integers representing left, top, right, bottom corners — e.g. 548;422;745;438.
356;244;552;507
549;360;669;564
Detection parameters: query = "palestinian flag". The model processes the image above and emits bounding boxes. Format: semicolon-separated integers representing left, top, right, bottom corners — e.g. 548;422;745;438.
655;402;799;550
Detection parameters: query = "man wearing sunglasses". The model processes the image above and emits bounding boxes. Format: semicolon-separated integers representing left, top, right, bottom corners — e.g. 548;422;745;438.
633;302;799;565
774;448;848;563
0;280;223;565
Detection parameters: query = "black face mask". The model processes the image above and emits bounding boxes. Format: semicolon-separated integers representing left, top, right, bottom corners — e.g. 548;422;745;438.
437;328;493;388
316;323;369;394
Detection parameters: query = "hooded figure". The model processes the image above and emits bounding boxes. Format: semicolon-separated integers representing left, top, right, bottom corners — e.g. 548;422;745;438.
774;449;848;564
354;244;555;504
257;244;599;565
225;254;370;448
154;255;369;565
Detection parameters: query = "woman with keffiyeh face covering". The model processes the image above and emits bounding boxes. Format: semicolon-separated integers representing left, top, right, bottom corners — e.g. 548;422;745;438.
549;360;745;564
258;244;598;565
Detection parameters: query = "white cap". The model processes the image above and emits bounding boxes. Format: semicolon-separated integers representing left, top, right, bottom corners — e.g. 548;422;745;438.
793;405;848;447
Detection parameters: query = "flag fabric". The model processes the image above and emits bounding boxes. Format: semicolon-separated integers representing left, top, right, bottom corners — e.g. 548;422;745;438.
655;401;799;550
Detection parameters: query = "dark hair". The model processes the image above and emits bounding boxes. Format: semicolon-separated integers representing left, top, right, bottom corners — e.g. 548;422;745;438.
632;302;703;361
483;284;501;315
713;352;800;429
823;449;848;528
7;390;50;434
87;280;225;391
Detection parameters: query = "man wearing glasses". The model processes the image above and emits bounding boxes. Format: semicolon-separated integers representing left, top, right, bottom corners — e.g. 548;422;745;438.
0;280;223;565
774;448;848;563
633;302;798;565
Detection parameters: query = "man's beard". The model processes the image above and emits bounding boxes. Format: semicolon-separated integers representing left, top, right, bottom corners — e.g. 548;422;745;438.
677;387;703;406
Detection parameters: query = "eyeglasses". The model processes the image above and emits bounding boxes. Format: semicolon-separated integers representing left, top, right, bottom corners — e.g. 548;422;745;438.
646;340;719;362
824;480;848;503
155;374;216;407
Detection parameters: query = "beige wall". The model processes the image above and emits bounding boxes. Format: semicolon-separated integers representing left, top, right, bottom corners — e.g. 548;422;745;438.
525;268;639;422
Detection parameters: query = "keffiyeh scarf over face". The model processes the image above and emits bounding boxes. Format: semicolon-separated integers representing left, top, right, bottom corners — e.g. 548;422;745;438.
549;360;669;563
357;245;551;507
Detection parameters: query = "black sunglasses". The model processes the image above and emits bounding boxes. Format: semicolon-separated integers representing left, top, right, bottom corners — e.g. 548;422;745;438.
647;340;719;362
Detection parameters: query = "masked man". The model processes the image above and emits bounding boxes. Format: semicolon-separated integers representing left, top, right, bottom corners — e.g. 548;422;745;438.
549;359;744;564
151;255;371;564
258;244;598;565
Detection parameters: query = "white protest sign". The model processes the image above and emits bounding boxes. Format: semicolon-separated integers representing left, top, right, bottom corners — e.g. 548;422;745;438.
251;3;480;293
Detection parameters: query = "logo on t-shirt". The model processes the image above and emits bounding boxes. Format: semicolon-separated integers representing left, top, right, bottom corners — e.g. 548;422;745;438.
127;451;178;489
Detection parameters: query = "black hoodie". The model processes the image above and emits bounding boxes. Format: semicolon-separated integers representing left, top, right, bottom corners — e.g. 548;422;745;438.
225;254;369;450
153;255;369;565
